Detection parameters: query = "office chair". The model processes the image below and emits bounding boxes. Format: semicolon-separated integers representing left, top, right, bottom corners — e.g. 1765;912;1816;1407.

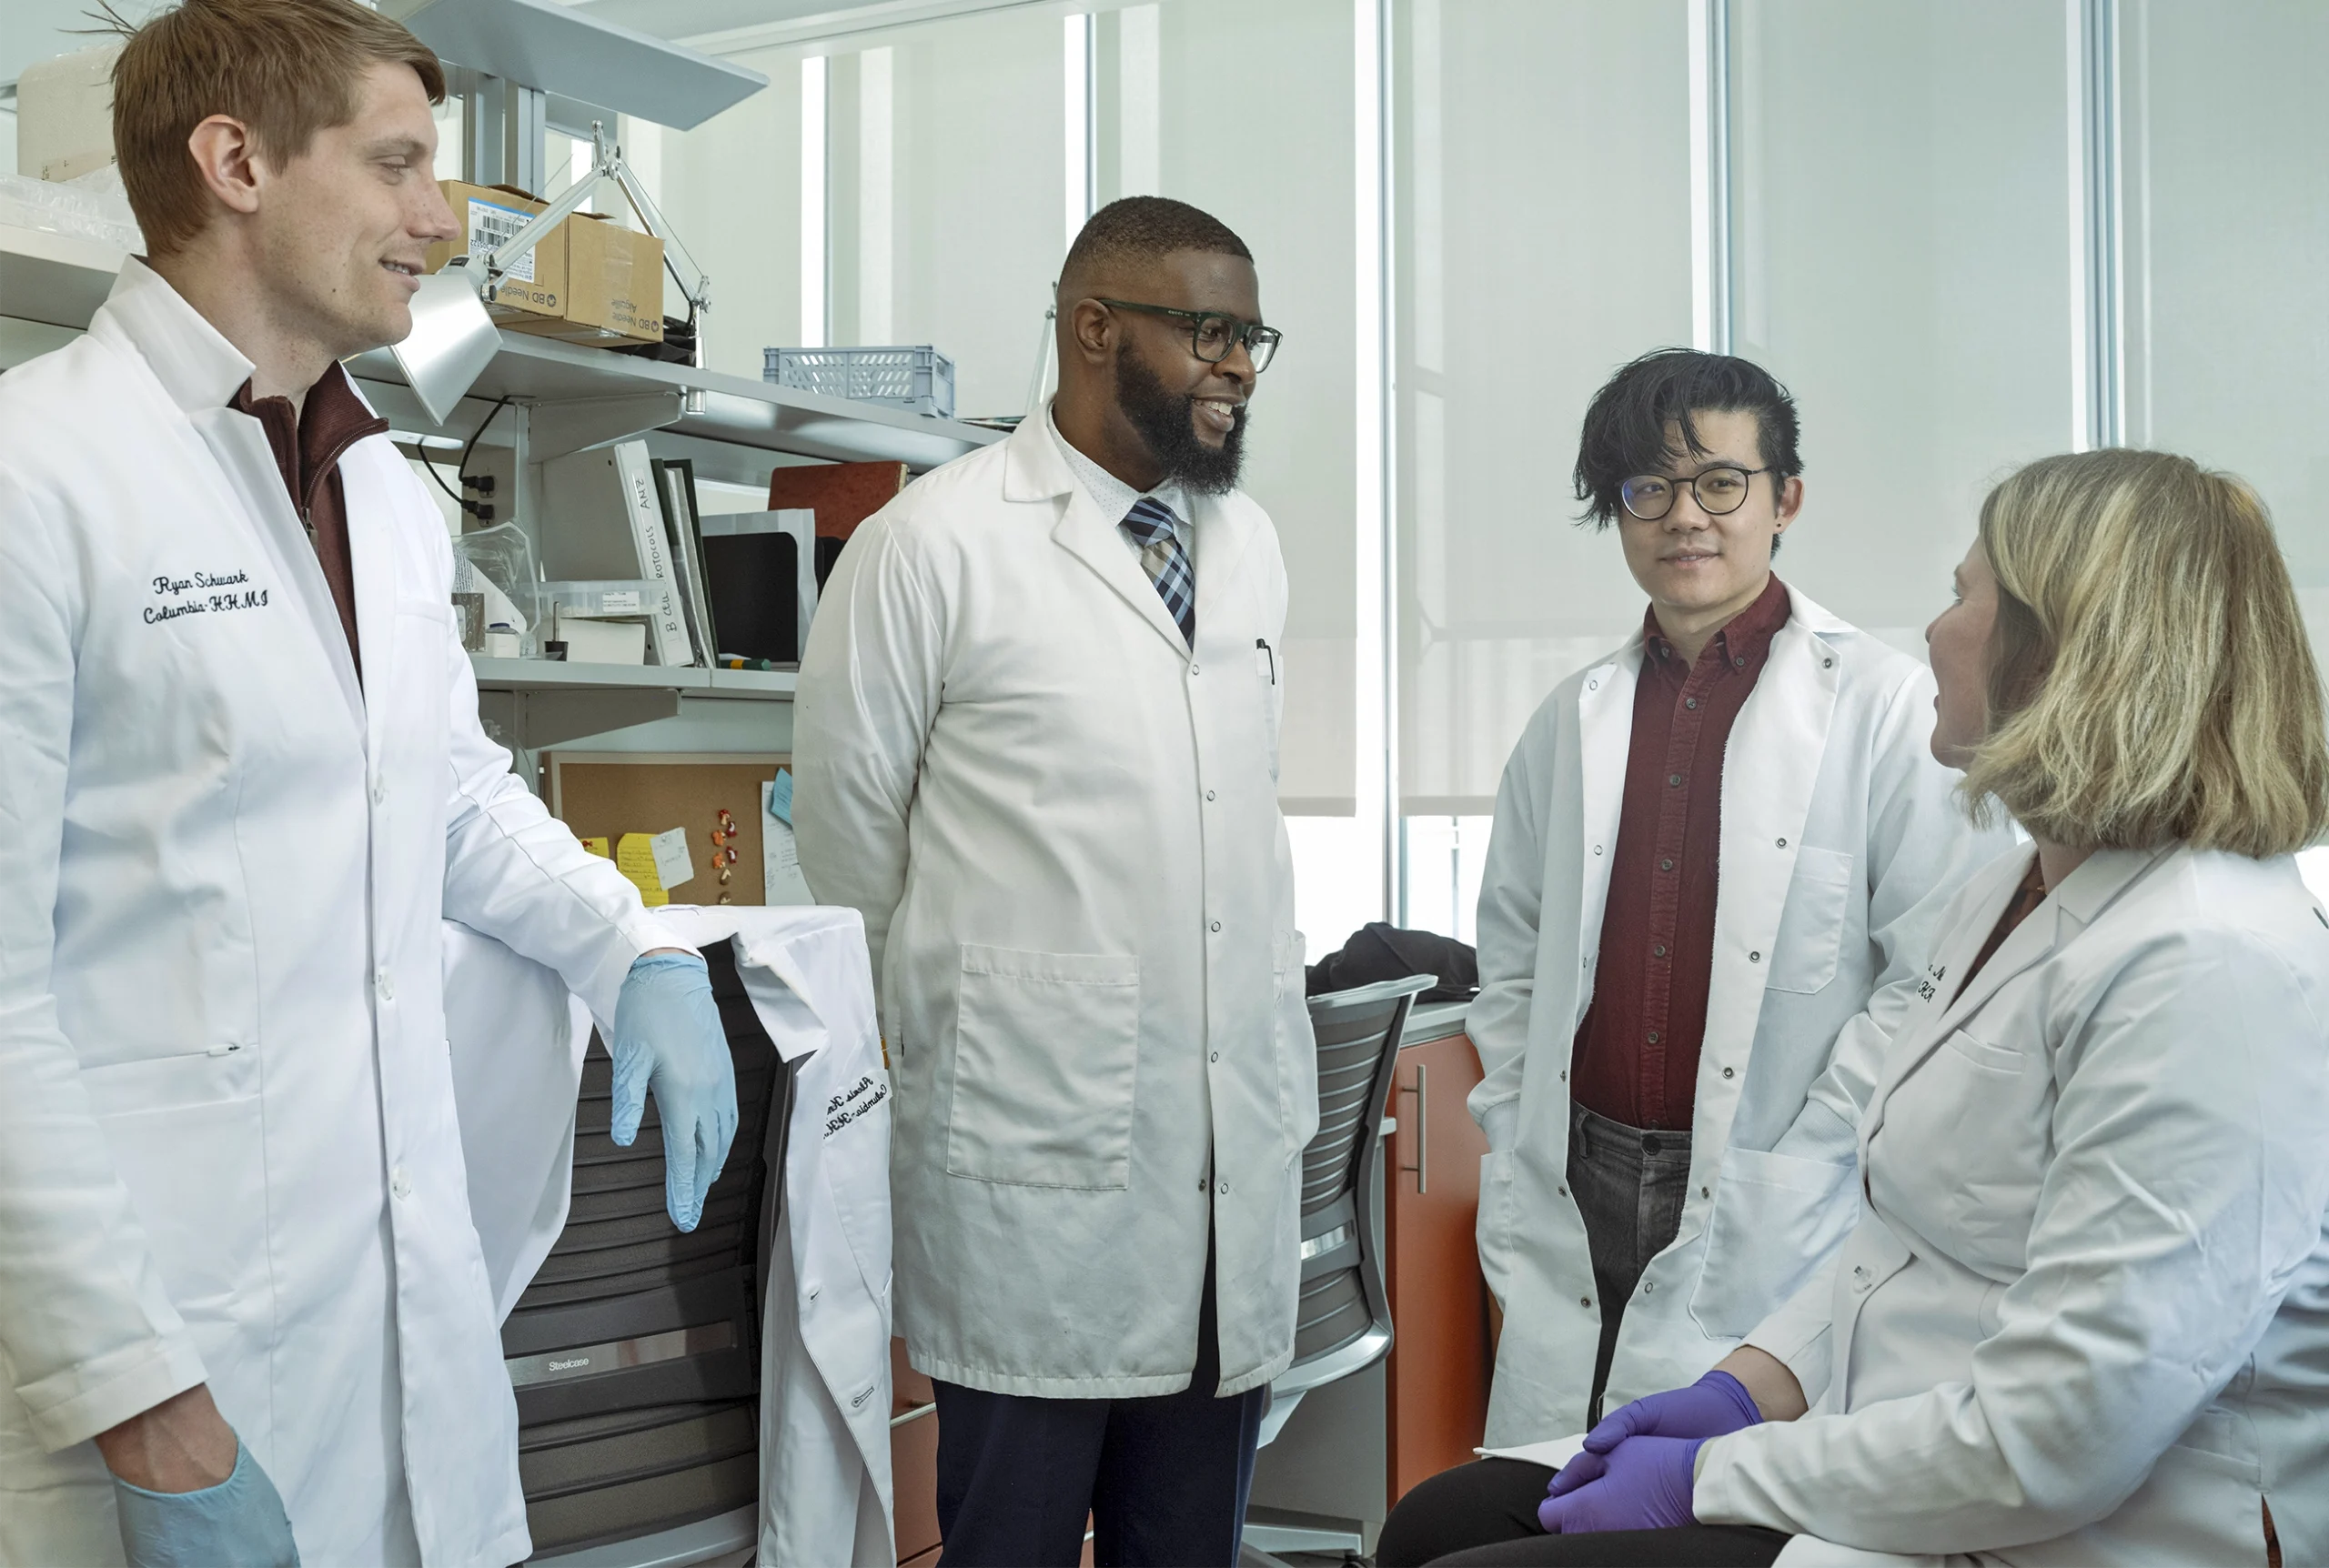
505;939;794;1563
1239;974;1436;1567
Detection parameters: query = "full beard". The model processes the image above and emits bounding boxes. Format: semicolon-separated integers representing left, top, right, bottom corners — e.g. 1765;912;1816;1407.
1114;348;1248;496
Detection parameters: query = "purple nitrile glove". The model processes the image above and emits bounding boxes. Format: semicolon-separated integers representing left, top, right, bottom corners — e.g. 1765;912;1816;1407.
1538;1433;1704;1534
1584;1370;1762;1453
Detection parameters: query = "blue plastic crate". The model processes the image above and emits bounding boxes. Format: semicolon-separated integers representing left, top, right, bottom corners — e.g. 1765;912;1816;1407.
763;345;955;418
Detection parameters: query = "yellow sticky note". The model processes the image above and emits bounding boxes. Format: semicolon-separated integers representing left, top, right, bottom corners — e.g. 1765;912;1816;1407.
614;831;669;907
581;836;610;858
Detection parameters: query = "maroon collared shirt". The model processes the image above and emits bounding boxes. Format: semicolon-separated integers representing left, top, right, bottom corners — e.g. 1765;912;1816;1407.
229;361;387;678
1570;575;1792;1131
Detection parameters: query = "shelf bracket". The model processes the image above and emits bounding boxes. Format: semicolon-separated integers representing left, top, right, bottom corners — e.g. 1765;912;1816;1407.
477;686;681;749
528;392;685;461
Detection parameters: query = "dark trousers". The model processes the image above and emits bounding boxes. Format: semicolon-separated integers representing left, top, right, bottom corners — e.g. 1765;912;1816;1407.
1568;1103;1692;1421
1376;1457;1789;1568
930;1248;1267;1567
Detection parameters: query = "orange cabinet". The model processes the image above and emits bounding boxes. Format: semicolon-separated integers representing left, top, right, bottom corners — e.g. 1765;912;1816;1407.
1384;1029;1494;1503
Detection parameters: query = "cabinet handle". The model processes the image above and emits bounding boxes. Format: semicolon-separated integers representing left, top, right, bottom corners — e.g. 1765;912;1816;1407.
1398;1062;1427;1194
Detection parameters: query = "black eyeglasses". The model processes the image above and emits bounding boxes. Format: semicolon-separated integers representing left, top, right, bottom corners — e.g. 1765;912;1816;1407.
1619;465;1774;521
1096;299;1282;373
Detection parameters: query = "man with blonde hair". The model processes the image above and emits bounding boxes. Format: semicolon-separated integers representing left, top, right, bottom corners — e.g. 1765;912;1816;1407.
0;2;738;1563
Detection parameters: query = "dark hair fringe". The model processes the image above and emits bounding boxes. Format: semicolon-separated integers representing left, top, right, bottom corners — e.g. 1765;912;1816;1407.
1571;347;1803;528
1062;196;1253;286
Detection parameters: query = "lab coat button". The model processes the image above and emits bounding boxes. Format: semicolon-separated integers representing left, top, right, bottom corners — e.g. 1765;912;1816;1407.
1210;920;1222;933
1209;1051;1220;1063
1205;789;1216;801
1722;1066;1735;1079
371;778;387;805
1190;663;1201;676
1643;1281;1656;1294
376;970;394;1001
1215;1180;1229;1195
390;1167;411;1199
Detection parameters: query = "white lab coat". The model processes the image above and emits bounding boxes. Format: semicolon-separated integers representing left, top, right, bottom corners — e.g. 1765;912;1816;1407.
791;412;1317;1400
1468;587;2013;1444
1699;844;2329;1566
441;906;896;1568
0;259;664;1567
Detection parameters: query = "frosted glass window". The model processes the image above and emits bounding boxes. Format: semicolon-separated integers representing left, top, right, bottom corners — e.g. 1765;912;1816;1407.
627;45;806;382
1097;0;1361;818
2119;0;2329;658
823;10;1064;419
1728;0;2076;657
1395;0;1696;818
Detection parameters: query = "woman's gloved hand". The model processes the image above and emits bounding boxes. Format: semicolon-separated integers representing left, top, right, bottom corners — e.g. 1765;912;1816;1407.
1584;1369;1763;1451
114;1441;299;1568
1537;1432;1703;1534
610;951;740;1231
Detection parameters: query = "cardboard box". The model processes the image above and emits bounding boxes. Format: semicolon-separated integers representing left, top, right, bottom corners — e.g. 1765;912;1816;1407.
17;43;119;183
506;213;664;346
421;181;565;324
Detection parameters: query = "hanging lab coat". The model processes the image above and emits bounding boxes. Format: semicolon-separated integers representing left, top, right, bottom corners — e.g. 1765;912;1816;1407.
1698;844;2329;1567
1468;586;2014;1444
441;906;895;1568
791;412;1317;1400
0;259;666;1567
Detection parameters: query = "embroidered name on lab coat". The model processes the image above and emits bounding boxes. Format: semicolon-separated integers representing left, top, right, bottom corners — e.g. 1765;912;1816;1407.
824;1073;888;1138
1916;960;1949;1003
146;568;269;624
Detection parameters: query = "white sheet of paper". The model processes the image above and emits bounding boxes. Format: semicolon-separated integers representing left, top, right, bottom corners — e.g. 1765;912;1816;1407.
1474;1432;1589;1472
649;826;694;890
762;779;815;905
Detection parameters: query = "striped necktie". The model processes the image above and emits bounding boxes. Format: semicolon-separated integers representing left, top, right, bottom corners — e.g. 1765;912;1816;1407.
1121;497;1195;648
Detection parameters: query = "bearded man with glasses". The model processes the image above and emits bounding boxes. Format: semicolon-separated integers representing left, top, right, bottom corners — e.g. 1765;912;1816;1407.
792;196;1308;1568
1372;349;2014;1565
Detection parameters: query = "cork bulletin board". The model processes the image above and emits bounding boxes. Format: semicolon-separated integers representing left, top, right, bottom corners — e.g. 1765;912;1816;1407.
546;752;789;906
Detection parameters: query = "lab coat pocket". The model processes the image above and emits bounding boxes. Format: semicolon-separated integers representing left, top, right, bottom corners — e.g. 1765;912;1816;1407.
1688;1145;1857;1340
1767;847;1856;995
946;945;1140;1189
79;1047;267;1319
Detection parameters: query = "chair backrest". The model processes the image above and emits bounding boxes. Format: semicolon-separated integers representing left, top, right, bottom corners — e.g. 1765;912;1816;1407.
500;938;790;1558
1275;973;1435;1396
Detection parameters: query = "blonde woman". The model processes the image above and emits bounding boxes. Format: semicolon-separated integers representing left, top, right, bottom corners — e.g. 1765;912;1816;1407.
1382;448;2329;1567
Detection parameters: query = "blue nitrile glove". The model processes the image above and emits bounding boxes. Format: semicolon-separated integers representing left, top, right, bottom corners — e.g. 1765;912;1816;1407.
1584;1370;1762;1452
114;1441;299;1568
1538;1432;1704;1534
610;951;739;1231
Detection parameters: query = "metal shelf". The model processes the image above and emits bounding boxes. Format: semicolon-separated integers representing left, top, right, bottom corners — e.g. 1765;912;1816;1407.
469;658;796;697
0;223;127;334
0;223;1003;471
469;658;793;749
471;657;710;691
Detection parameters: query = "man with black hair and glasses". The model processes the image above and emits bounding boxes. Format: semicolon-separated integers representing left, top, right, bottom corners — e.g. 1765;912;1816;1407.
791;196;1310;1568
1371;349;2012;1565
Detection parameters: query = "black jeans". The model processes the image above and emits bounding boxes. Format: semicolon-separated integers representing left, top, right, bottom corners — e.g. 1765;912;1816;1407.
1568;1103;1693;1420
929;1245;1266;1567
1376;1457;1788;1568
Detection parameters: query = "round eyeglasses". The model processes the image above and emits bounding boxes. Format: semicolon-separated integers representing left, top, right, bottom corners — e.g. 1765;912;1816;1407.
1620;465;1774;521
1095;298;1282;373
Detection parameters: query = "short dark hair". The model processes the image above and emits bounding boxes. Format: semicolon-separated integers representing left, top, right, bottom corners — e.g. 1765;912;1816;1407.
1060;196;1252;292
1572;348;1802;528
